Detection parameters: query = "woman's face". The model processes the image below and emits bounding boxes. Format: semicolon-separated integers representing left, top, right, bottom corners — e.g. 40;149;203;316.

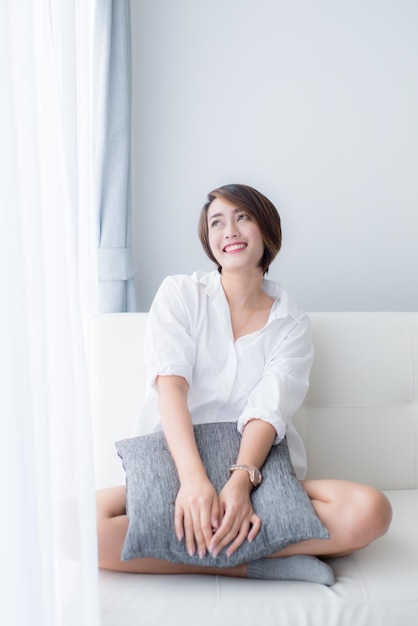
207;196;265;274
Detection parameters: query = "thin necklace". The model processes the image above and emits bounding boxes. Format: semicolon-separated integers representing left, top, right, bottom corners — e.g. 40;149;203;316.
234;290;263;337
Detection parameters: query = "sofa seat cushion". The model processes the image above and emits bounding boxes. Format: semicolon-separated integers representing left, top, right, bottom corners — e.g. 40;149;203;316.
98;489;418;626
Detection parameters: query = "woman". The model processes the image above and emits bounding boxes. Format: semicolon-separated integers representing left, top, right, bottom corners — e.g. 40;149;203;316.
97;184;392;583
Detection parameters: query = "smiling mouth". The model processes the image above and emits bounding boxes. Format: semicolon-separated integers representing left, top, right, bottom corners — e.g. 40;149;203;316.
223;243;247;253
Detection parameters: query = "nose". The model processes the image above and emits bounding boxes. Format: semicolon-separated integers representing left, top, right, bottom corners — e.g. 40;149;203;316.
225;220;239;239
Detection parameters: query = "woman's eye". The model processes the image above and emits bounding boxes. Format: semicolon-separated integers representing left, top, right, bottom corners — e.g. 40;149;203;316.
210;219;221;227
237;213;249;221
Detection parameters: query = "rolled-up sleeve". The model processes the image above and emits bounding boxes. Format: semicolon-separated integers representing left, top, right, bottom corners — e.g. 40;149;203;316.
144;277;197;387
237;315;314;443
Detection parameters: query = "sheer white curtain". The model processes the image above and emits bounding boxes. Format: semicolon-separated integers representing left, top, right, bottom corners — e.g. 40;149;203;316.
1;2;100;625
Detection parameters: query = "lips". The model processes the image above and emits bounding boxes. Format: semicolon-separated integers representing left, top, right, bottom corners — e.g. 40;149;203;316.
223;242;247;253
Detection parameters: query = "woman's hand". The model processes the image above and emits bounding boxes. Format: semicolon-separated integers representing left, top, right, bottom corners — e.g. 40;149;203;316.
207;419;275;558
175;473;220;559
156;375;220;558
208;471;261;558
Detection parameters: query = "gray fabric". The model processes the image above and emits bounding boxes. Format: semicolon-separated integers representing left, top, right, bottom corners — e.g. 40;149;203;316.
94;0;137;313
248;555;335;585
115;422;329;567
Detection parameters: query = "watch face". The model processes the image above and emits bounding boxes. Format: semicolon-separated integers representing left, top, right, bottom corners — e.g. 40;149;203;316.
229;464;262;487
252;468;262;486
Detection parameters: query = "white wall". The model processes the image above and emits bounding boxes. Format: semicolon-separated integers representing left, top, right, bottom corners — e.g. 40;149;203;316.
130;0;418;312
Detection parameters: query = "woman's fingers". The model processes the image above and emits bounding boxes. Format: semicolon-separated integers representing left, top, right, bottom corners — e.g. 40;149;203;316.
174;502;185;542
210;496;220;534
226;513;261;557
175;491;220;558
247;512;262;542
178;505;206;557
174;482;262;560
196;505;214;557
209;512;262;557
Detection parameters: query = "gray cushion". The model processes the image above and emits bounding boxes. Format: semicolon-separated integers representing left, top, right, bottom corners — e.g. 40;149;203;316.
115;422;329;567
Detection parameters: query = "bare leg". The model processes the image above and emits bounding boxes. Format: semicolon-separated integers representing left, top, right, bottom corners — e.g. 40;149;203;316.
96;486;246;576
96;479;392;575
270;479;393;558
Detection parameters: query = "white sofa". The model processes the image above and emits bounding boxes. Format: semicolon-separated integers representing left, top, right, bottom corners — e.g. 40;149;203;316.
89;312;418;626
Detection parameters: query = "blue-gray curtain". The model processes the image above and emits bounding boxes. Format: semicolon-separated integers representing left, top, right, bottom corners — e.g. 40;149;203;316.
94;0;137;312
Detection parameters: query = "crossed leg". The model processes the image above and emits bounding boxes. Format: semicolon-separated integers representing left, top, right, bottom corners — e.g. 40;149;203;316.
277;479;392;558
96;485;244;577
96;479;392;576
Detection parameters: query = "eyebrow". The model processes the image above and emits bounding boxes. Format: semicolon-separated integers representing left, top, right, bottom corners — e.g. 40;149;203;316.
208;208;242;222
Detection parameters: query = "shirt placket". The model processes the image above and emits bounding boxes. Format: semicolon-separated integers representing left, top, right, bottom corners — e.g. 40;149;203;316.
218;346;238;404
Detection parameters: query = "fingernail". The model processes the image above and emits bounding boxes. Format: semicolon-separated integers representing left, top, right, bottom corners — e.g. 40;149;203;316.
198;549;205;559
187;547;195;556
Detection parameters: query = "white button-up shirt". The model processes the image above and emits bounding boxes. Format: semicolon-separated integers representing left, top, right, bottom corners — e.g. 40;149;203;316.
133;271;314;479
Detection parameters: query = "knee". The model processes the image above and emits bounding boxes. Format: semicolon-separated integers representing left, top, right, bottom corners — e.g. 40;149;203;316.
96;485;126;520
96;488;111;522
350;486;392;548
95;486;128;570
372;489;393;537
95;493;111;568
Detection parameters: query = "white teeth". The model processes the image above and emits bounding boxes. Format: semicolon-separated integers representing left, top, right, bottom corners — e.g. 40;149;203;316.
224;243;246;252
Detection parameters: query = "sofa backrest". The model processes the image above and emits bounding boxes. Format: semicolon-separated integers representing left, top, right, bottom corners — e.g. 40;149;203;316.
88;312;418;491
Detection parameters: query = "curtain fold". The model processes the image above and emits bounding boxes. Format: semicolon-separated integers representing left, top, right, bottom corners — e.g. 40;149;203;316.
94;0;137;312
1;1;100;624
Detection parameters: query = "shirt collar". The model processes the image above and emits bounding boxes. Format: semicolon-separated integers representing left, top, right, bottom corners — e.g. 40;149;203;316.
202;270;302;323
262;277;301;322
